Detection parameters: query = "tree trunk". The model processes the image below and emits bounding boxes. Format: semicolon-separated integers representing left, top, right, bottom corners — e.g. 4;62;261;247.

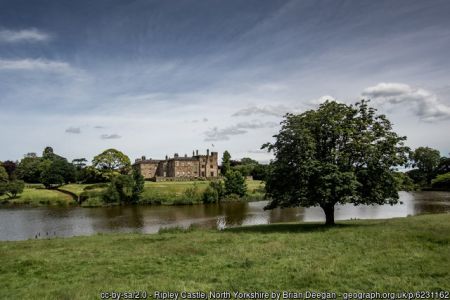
321;204;335;226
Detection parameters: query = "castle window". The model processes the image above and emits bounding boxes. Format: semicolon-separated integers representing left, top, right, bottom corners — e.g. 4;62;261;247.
211;171;214;177
210;164;213;168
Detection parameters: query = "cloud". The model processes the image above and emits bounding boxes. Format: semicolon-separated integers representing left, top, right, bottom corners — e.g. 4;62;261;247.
309;95;336;105
0;59;76;75
362;83;450;122
204;120;278;141
0;28;51;43
100;134;121;139
94;126;105;129
232;105;290;117
65;127;81;134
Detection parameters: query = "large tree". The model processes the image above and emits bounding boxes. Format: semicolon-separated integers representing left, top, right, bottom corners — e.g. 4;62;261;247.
263;100;409;225
221;151;231;176
92;149;131;177
411;147;441;185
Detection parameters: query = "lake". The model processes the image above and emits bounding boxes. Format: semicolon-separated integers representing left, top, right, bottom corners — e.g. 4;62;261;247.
1;191;449;241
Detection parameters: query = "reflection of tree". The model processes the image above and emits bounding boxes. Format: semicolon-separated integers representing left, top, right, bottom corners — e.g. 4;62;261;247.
87;206;144;232
220;202;248;226
269;207;305;223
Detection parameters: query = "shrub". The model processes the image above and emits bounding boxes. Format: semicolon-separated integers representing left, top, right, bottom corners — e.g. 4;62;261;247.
224;170;247;197
202;186;219;203
6;180;25;197
431;172;450;190
209;180;224;199
183;184;200;203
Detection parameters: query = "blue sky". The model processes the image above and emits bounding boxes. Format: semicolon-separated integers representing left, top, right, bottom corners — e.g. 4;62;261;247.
1;0;450;163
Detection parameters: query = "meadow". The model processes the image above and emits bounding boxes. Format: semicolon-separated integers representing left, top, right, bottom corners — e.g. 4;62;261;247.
0;213;448;299
0;180;266;206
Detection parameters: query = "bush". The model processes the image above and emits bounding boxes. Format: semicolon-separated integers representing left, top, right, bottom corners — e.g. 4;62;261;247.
183;184;200;203
431;172;450;190
202;186;219;203
6;180;25;197
224;170;247;197
209;180;224;199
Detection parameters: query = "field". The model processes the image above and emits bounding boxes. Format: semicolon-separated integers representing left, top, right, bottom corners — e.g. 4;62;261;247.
0;185;75;206
0;213;449;299
1;180;266;206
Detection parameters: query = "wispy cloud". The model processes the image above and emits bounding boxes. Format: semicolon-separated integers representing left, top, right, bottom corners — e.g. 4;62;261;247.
204;120;278;141
100;133;121;139
362;83;450;122
0;59;76;75
0;28;51;43
65;127;81;134
232;105;289;117
94;126;105;129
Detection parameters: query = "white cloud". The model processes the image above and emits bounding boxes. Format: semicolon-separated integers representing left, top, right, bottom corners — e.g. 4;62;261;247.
100;134;121;139
0;28;51;43
204;120;278;141
65;127;81;134
0;59;75;74
232;105;290;117
362;82;450;122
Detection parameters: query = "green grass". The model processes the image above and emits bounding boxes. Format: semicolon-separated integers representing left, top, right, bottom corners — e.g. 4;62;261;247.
3;180;265;206
140;180;265;205
58;183;92;196
0;214;449;299
0;186;74;206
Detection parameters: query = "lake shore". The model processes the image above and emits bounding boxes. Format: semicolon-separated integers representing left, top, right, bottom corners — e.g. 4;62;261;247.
0;213;449;299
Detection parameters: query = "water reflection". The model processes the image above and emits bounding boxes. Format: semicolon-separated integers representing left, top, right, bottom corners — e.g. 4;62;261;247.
0;191;449;241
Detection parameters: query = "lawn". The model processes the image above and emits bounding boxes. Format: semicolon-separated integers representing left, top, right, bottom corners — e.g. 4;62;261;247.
0;186;74;206
0;213;449;299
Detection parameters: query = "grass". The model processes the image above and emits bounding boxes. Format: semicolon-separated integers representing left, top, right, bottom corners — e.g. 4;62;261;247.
0;186;74;206
0;213;449;299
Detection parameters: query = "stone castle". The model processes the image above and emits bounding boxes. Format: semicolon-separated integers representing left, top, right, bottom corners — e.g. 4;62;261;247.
133;149;219;181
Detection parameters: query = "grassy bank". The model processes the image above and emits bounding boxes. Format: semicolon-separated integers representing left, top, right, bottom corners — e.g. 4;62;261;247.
1;180;265;207
0;214;449;299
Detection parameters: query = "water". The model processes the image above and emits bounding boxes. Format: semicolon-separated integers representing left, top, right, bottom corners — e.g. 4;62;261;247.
0;191;449;241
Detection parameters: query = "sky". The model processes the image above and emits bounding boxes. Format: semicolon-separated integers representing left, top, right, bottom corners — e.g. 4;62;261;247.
1;0;450;164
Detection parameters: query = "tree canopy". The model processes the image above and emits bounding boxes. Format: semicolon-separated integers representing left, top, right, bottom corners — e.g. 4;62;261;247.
411;147;441;184
263;100;409;225
92;149;131;177
221;150;231;176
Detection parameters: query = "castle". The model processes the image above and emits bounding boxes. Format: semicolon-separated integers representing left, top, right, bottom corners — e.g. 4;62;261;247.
133;149;219;181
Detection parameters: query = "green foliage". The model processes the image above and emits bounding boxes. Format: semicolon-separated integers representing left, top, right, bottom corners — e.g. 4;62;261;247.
202;186;219;203
208;180;224;199
224;170;247;197
0;161;17;179
411;147;441;184
221;150;231;176
92;149;131;178
132;168;145;202
263;100;409;225
436;156;450;175
39;156;75;188
102;172;144;204
15;156;43;183
431;172;450;190
79;166;108;183
182;183;200;203
103;175;134;204
5;180;25;197
0;165;8;182
393;172;416;191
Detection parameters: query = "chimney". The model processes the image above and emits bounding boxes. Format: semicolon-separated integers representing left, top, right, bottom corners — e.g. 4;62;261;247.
192;150;195;156
207;149;210;156
142;155;146;161
165;155;168;160
196;150;198;155
174;153;179;158
184;153;187;158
